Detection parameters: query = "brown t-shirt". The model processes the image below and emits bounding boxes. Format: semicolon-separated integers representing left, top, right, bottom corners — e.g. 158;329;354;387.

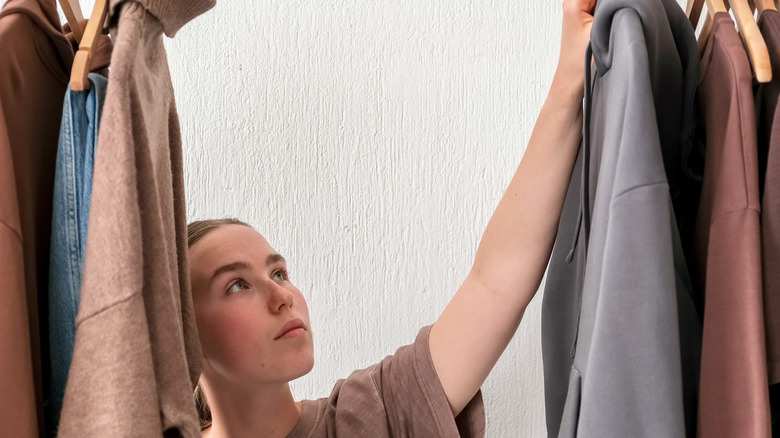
288;326;485;438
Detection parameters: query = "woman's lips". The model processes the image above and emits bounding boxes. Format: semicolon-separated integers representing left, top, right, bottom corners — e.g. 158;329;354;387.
277;327;306;340
275;318;306;340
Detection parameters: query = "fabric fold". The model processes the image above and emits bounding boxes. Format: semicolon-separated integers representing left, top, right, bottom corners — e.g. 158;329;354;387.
57;1;213;435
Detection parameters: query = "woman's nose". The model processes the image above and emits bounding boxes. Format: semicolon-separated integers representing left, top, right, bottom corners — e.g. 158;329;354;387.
268;282;295;314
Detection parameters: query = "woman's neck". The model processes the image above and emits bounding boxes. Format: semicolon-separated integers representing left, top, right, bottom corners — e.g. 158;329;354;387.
202;381;302;438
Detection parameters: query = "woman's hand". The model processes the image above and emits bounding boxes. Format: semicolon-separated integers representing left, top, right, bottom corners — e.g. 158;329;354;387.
555;0;597;101
429;0;597;417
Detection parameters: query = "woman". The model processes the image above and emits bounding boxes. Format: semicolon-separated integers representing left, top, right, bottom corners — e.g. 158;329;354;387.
187;1;596;436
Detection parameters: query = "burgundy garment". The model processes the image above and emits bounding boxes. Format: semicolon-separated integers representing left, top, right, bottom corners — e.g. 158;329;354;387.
693;13;772;438
757;8;780;387
756;9;780;431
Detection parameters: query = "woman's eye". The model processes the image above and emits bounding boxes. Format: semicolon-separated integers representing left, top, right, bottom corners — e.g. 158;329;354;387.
227;279;248;294
273;269;288;281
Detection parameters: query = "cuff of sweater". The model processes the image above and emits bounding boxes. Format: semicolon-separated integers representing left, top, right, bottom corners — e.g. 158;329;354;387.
110;0;216;37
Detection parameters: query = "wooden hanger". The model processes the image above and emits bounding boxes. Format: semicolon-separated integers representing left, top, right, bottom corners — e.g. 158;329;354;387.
687;0;726;50
70;0;108;91
755;0;777;13
58;0;85;42
688;0;772;82
730;0;772;81
688;0;726;29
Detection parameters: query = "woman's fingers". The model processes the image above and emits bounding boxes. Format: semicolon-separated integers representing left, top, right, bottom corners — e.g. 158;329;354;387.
557;0;597;81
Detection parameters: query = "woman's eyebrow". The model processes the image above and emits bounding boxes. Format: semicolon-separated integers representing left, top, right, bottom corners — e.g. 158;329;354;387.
209;261;251;287
267;253;286;266
208;255;285;287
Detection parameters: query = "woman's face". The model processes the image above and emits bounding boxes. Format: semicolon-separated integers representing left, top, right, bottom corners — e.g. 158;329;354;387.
189;224;314;386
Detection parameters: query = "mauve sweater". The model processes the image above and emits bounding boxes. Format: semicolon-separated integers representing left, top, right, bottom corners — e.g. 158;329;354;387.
57;0;215;436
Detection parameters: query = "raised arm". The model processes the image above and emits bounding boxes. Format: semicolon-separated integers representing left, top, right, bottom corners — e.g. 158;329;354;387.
429;0;596;416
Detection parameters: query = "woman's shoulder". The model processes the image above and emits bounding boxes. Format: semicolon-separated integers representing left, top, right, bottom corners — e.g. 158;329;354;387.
294;325;484;437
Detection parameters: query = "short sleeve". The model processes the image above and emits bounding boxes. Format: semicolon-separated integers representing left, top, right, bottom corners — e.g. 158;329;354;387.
291;325;485;438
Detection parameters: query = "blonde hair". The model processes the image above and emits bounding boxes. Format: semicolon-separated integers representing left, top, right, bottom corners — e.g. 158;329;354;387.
187;218;253;430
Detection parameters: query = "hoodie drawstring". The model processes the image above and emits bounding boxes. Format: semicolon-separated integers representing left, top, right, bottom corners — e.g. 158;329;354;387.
566;42;594;263
568;42;594;358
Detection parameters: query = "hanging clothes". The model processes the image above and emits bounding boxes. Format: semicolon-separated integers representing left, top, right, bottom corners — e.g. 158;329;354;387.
0;1;112;435
56;0;215;435
0;0;77;435
692;12;772;438
46;73;108;437
541;0;702;436
754;8;780;434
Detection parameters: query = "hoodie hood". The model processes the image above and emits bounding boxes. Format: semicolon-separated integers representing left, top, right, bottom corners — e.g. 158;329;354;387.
569;0;699;259
0;0;73;76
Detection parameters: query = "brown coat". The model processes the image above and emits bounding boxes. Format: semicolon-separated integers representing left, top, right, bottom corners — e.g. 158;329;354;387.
0;0;99;434
57;0;215;436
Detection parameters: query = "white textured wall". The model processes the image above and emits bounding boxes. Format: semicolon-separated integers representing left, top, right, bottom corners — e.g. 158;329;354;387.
170;2;557;437
61;0;693;436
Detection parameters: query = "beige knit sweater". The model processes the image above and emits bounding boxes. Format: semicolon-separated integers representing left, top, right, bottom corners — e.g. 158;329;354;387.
58;0;215;436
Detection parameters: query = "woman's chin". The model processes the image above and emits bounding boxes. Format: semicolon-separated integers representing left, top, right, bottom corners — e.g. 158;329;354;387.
281;347;315;381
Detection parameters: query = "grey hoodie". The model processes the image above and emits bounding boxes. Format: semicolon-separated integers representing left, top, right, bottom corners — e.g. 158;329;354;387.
541;0;702;436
